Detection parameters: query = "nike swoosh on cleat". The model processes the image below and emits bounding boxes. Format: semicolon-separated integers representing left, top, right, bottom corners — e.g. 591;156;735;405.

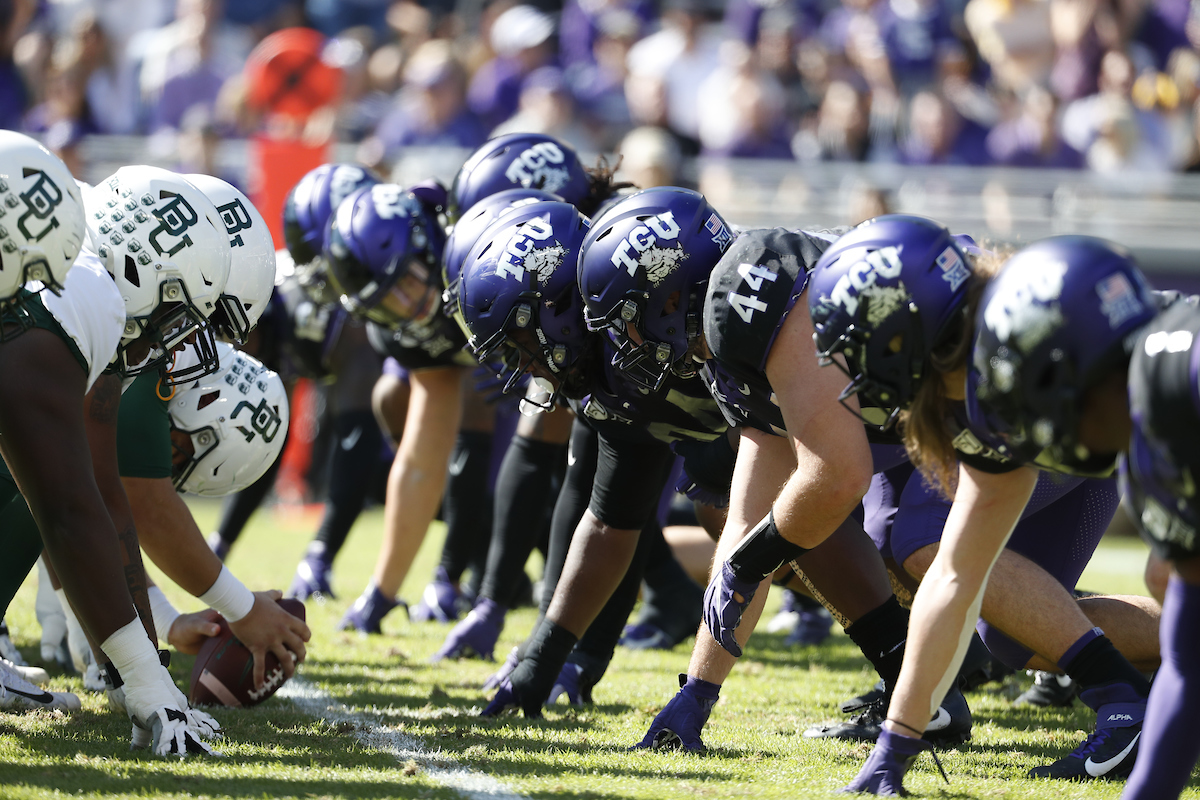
448;449;469;477
1084;732;1141;777
926;706;952;731
6;686;55;704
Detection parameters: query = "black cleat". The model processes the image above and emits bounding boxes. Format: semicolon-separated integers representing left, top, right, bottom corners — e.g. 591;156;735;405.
1027;723;1140;780
840;679;886;713
1015;671;1079;707
806;685;972;747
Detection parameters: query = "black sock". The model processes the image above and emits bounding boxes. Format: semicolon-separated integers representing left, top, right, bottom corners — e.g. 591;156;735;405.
1063;634;1151;696
845;596;909;689
439;431;493;582
511;619;578;715
314;410;382;556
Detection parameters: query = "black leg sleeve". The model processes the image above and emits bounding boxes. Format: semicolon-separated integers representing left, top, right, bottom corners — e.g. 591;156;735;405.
478;435;567;605
0;490;44;619
438;430;493;583
631;522;703;644
537;420;598;618
313;409;383;557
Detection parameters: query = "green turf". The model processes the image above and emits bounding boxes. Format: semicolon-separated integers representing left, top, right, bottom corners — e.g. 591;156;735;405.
0;501;1194;799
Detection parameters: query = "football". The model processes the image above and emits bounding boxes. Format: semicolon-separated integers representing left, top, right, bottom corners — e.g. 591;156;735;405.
188;598;306;708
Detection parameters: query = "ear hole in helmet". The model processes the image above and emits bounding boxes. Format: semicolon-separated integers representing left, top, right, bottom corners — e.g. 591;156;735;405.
124;255;141;288
159;189;177;200
663;291;681;315
887;333;904;354
197;390;220;409
594;228;614;241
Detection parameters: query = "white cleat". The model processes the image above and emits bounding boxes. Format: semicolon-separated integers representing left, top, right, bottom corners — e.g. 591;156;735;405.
0;658;80;712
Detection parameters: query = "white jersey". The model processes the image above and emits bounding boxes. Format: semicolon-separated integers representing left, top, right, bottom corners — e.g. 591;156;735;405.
38;248;125;393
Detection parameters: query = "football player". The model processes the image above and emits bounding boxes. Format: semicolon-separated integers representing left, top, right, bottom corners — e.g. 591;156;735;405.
808;223;1158;793
965;239;1194;800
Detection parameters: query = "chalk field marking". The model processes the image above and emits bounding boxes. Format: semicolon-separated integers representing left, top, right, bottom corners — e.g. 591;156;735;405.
280;678;528;800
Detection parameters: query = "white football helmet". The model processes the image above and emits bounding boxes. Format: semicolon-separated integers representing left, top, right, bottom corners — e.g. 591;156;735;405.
0;130;85;302
86;166;231;383
170;342;289;496
185;174;275;345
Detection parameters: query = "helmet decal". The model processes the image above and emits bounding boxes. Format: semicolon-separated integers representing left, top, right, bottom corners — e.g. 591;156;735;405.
497;217;566;285
503;140;572;192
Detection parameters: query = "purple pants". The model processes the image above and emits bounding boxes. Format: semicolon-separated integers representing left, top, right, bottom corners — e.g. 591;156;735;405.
864;464;1120;670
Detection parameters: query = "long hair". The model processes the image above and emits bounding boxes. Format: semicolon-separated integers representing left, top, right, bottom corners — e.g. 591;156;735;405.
897;247;1010;498
579;155;637;218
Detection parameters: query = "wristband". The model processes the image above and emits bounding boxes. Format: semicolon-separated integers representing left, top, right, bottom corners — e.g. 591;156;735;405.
198;566;255;623
728;510;810;583
147;585;181;645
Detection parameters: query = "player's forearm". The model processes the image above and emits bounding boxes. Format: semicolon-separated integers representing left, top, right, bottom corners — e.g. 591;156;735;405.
125;477;222;597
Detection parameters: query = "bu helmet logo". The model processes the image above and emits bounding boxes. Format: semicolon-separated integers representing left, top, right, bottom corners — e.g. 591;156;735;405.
497;217;564;284
17;168;63;242
231;397;282;443
217;198;254;247
505;143;570;192
824;246;905;318
149;191;199;257
609;211;683;279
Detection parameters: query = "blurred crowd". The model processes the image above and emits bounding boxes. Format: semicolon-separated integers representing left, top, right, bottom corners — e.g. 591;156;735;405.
3;0;1200;179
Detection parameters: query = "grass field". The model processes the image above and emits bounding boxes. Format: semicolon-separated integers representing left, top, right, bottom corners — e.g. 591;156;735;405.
0;500;1196;800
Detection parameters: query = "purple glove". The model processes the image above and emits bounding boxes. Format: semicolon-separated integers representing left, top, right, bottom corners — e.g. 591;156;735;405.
840;729;931;796
634;675;720;752
702;561;761;657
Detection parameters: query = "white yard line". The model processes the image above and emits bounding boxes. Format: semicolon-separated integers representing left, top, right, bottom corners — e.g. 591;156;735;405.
279;678;528;800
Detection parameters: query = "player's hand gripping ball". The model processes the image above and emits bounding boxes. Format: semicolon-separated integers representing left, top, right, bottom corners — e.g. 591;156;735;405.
189;598;305;707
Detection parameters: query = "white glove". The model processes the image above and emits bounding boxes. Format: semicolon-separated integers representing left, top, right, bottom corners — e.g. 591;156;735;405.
132;707;222;757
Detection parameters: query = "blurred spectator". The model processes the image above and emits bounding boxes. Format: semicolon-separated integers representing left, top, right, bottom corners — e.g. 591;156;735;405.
566;8;638;147
24;33;93;138
845;180;891;223
725;0;821;46
626;0;722;149
369;40;485;162
1182;96;1200;171
964;0;1055;93
875;0;959;95
793;79;873;161
306;0;389;38
698;40;792;158
493;66;599;151
986;84;1083;166
327;29;389;141
1047;0;1110;103
899;89;992;164
1062;49;1172;171
1135;0;1192;70
560;0;654;69
617;124;684;187
44;116;86;177
0;0;33;129
468;4;556;132
68;10;140;134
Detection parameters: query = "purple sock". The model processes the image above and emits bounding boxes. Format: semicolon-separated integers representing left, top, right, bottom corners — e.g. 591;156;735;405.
1057;626;1103;671
1123;576;1200;800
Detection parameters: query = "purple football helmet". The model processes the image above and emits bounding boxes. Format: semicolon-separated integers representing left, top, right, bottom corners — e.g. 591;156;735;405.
457;201;591;410
578;187;734;393
970;235;1156;468
808;215;972;431
283;163;381;303
443;188;563;290
447;134;590;224
324;183;446;328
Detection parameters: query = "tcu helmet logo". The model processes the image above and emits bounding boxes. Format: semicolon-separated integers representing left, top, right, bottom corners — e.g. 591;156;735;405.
330;166;367;208
610;211;684;286
505;142;571;193
231;396;282;443
983;258;1067;349
370;184;422;222
148;191;199;258
217;199;254;247
16;168;64;242
496;217;565;285
823;246;904;319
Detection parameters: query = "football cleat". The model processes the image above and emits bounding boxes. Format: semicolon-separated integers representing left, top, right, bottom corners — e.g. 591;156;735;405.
0;657;80;712
807;685;971;747
288;545;336;602
1027;682;1144;780
409;567;461;623
0;619;27;667
634;674;720;753
432;598;506;661
840;679;886;714
484;647;520;692
338;584;405;634
547;663;593;706
1;657;48;687
1016;671;1079;708
619;623;675;651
